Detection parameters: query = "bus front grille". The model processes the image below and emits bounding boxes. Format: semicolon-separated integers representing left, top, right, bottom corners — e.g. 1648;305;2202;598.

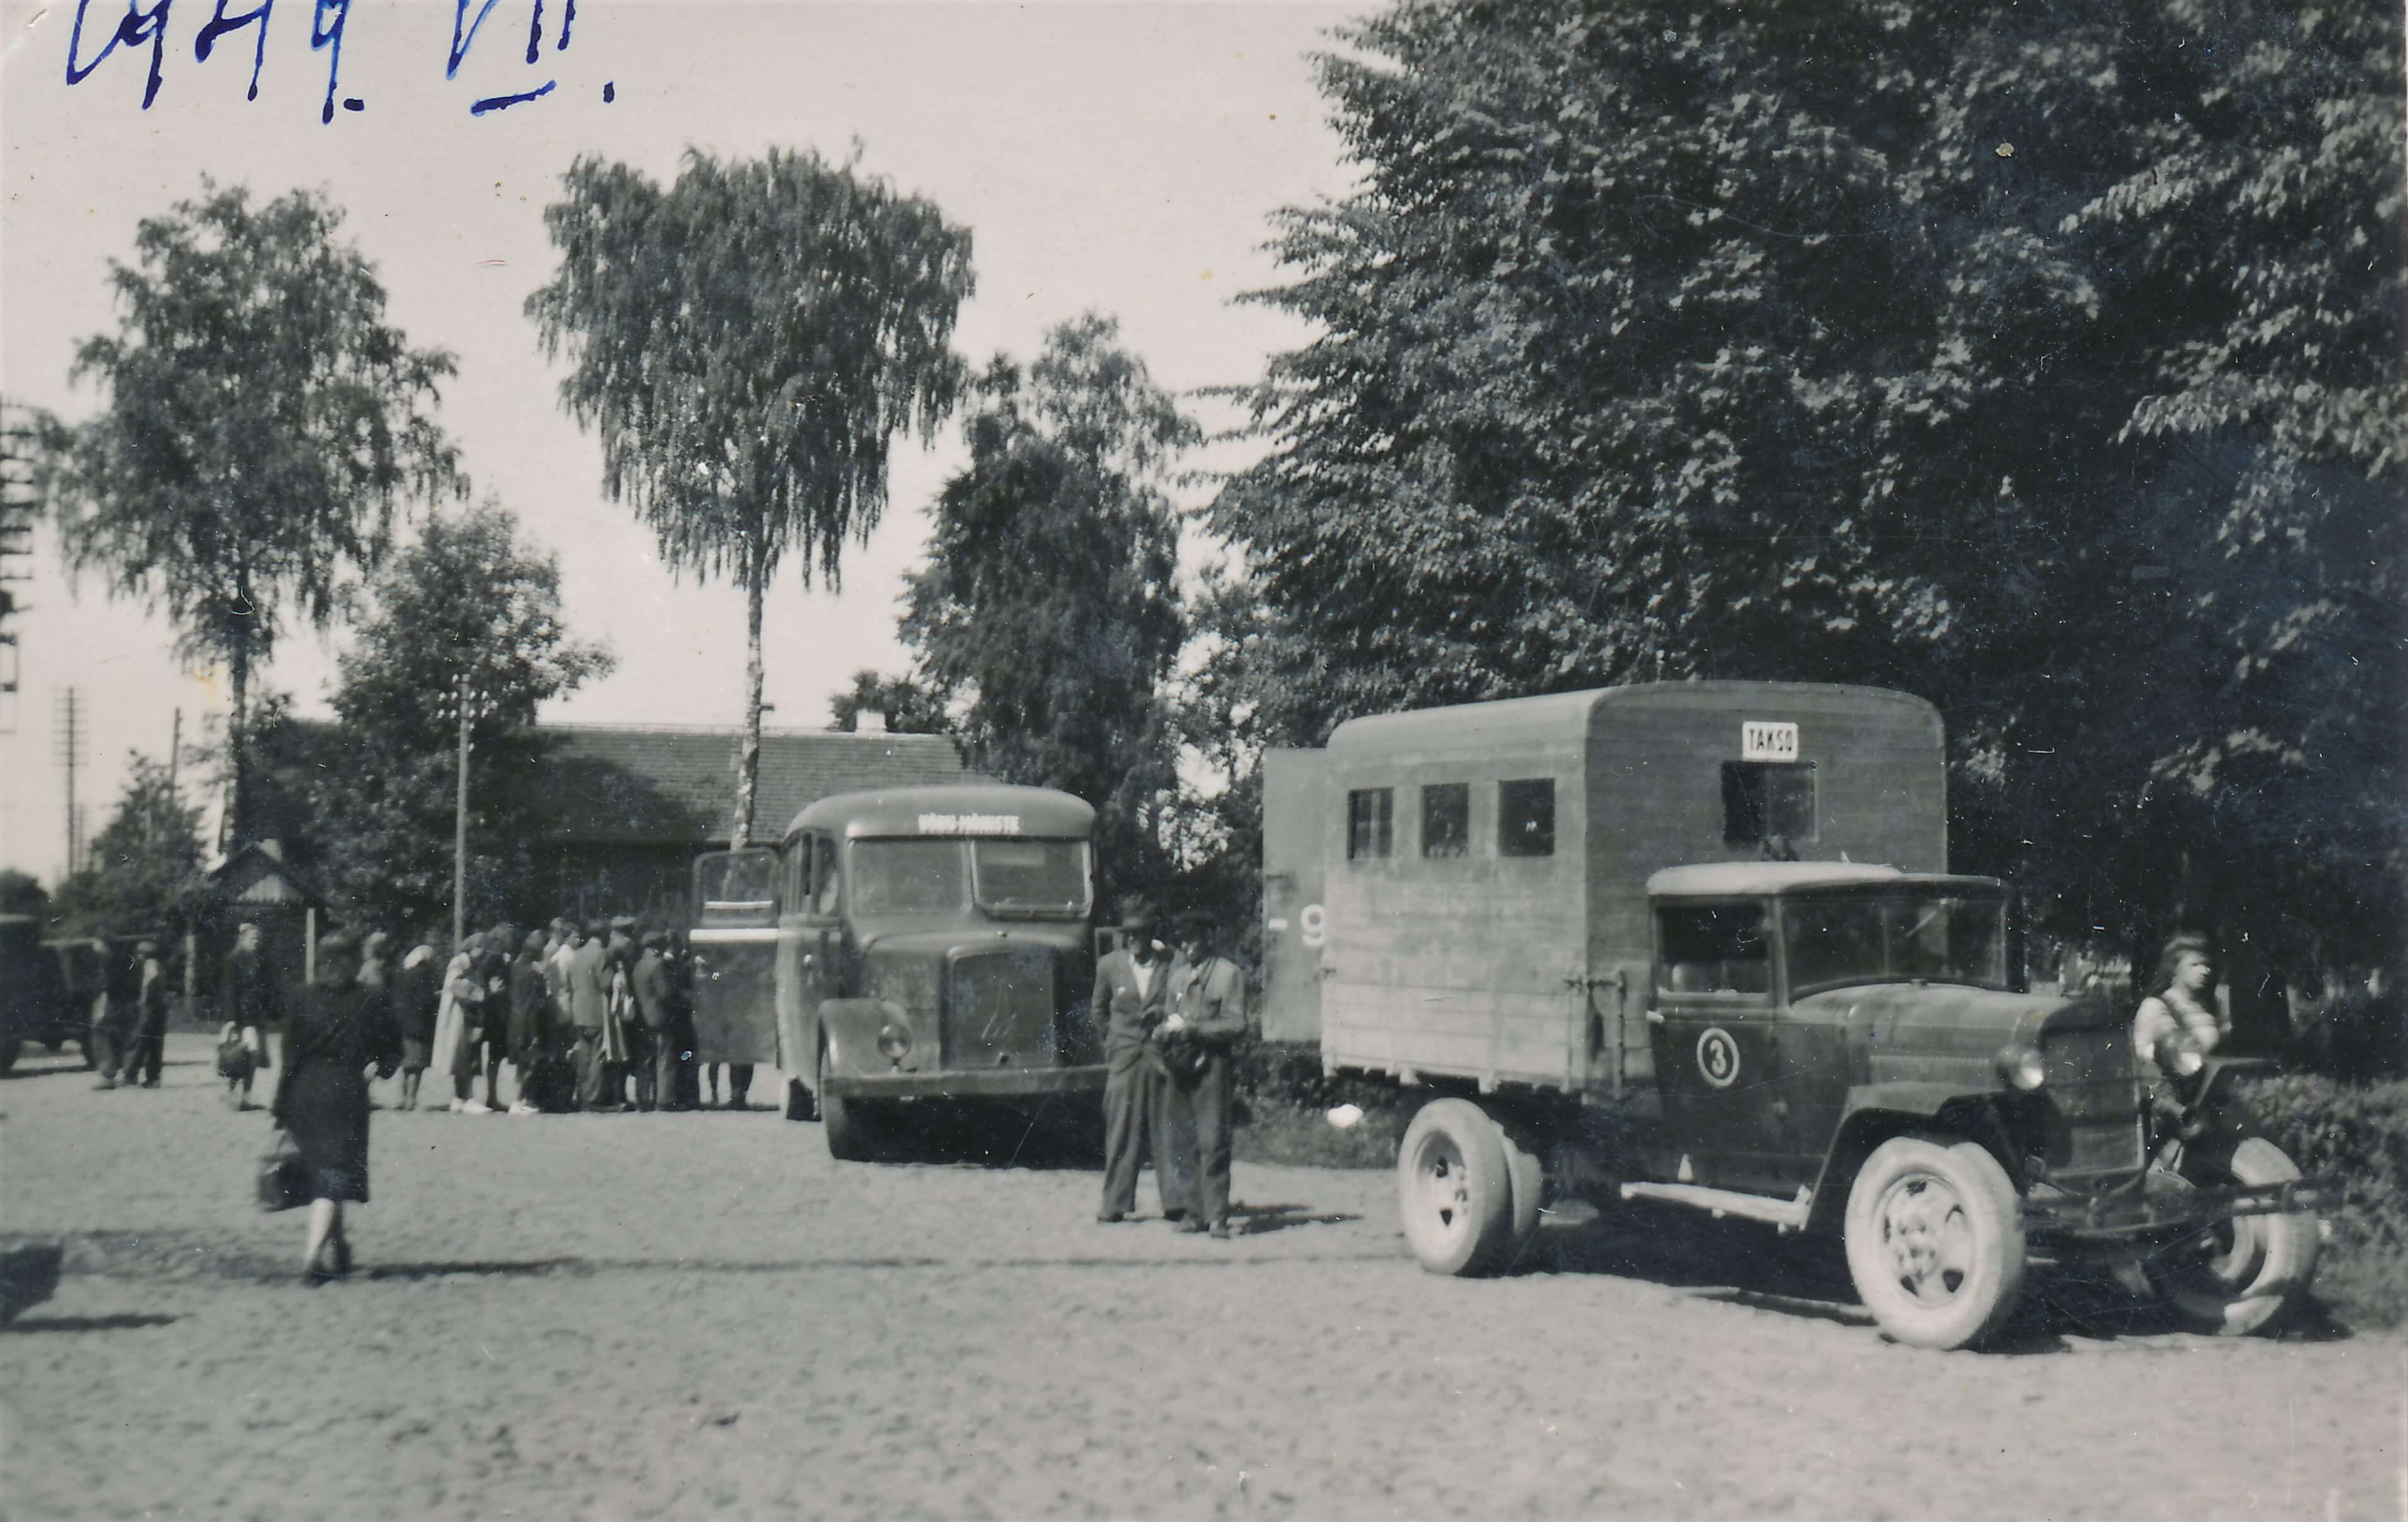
949;949;1060;1069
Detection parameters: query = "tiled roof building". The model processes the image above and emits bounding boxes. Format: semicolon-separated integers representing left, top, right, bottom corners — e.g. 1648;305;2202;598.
541;724;975;846
528;723;978;920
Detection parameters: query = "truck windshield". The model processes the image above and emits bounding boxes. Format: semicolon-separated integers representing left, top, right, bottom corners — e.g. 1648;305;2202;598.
850;840;969;915
971;838;1092;916
1782;893;2011;994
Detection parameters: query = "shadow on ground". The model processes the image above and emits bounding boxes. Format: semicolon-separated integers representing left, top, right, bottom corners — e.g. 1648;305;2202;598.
1529;1203;2347;1353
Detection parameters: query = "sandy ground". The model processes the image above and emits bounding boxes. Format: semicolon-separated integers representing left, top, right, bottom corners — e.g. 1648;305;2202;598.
1;1033;2399;1521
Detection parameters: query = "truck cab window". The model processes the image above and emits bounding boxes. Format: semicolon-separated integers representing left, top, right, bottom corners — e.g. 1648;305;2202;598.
1656;902;1770;994
1722;761;1817;845
1499;778;1555;857
1421;783;1469;858
1347;788;1394;860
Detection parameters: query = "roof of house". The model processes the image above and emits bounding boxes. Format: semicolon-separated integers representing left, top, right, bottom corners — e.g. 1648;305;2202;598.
539;724;978;846
209;838;330;908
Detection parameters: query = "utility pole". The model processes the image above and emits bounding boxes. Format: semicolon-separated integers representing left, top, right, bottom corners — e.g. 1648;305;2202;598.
53;687;85;877
453;670;471;949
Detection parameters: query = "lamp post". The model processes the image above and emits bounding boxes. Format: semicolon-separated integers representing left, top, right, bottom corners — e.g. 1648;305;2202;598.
453;669;471;949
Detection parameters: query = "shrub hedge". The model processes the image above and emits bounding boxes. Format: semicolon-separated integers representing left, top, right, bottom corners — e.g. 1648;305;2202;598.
2232;1073;2408;1330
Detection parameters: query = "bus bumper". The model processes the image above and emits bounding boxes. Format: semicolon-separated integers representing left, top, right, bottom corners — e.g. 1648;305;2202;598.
821;1063;1109;1101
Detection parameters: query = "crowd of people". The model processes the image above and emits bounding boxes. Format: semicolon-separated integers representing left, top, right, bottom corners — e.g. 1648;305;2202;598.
225;915;742;1280
292;915;737;1118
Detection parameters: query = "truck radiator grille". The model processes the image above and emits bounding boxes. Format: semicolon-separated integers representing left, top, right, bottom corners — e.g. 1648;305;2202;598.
2043;1024;2144;1176
949;949;1059;1069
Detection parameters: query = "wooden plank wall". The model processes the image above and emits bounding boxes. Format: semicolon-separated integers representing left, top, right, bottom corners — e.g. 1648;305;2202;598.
1321;739;1587;1090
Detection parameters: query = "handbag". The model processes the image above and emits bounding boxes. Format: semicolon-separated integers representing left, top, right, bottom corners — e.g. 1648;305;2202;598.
258;1132;309;1213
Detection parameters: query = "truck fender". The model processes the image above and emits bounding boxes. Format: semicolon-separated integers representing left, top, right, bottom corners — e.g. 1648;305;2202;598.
815;998;895;1080
1804;1083;2010;1237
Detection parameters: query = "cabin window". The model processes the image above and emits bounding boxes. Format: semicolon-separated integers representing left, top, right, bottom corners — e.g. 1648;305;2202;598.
1722;761;1818;845
1498;778;1555;857
1347;788;1394;860
1657;902;1772;995
1421;783;1470;858
813;835;842;916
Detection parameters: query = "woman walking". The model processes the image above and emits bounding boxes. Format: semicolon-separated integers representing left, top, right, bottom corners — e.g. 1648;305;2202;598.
271;932;402;1282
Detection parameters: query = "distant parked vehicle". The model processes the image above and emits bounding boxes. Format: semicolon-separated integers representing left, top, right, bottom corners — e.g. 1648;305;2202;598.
0;920;102;1075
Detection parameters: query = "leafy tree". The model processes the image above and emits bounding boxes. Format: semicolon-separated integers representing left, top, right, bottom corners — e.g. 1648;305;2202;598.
0;869;52;920
34;181;465;842
903;316;1195;891
528;148;975;846
1213;0;2405;970
289;505;609;934
49;751;206;931
829;669;952;735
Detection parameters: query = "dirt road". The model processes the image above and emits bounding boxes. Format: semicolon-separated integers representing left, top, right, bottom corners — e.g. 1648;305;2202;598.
1;1035;2395;1520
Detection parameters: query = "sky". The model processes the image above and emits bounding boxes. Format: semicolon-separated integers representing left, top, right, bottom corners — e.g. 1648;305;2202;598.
0;0;1361;886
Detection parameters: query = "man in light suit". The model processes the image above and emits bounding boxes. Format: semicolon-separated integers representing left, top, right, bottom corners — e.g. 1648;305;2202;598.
569;919;615;1111
1092;898;1186;1222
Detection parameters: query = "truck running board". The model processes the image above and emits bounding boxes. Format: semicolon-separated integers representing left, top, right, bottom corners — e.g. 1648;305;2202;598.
1620;1181;1815;1234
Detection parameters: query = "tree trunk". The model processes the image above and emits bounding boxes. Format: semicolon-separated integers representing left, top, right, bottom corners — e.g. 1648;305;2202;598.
732;552;766;850
227;643;250;851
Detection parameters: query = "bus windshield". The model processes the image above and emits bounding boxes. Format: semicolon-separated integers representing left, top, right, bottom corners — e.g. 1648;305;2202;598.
1782;891;2013;995
971;838;1092;916
850;840;969;915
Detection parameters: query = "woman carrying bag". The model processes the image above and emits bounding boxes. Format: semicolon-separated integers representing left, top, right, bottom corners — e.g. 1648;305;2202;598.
270;932;402;1282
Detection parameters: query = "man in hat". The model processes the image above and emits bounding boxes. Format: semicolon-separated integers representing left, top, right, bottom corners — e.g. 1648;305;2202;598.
1092;896;1186;1222
1161;910;1251;1238
568;918;615;1111
119;938;172;1089
629;930;683;1111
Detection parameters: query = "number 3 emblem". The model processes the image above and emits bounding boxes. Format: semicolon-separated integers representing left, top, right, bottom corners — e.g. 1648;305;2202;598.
1696;1027;1741;1089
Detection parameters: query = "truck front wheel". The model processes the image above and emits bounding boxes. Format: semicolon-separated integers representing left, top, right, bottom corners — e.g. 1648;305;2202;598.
1844;1135;2026;1350
1397;1099;1515;1276
2153;1137;2320;1336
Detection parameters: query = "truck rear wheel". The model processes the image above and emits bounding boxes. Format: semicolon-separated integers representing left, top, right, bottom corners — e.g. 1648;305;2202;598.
1499;1123;1545;1271
2153;1137;2320;1336
1844;1135;2026;1350
1397;1099;1515;1276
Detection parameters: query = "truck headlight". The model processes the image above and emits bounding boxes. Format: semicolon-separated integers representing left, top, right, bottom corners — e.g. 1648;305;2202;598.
1996;1044;2047;1091
877;1023;913;1060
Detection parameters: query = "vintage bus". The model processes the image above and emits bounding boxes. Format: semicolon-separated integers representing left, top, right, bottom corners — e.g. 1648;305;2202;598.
689;783;1106;1159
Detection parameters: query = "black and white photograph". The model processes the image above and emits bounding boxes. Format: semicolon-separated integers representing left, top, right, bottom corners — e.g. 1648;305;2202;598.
1;1;2401;1516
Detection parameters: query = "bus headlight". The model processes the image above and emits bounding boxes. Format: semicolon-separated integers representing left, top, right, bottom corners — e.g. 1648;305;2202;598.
1996;1044;2047;1091
877;1024;913;1061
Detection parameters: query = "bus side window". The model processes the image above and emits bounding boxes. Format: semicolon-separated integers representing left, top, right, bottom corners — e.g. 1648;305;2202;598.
814;836;841;916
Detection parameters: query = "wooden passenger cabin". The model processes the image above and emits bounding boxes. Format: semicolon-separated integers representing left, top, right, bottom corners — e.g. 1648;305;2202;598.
1260;682;1948;1098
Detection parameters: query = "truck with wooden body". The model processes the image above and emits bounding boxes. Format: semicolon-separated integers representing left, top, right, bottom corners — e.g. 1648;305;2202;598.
1261;681;2328;1349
